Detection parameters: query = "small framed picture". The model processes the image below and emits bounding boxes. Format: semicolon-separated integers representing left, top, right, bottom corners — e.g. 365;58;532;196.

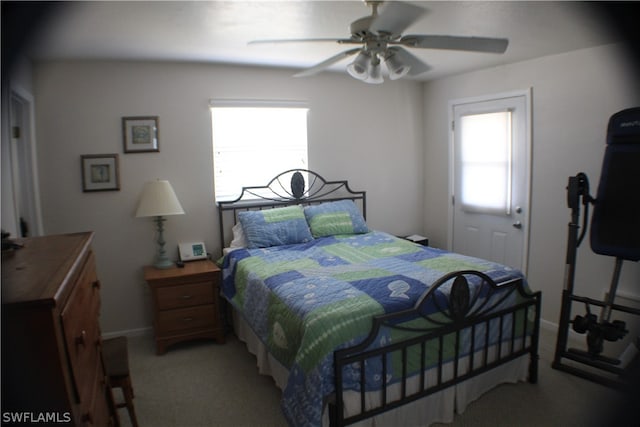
122;116;159;153
81;154;120;192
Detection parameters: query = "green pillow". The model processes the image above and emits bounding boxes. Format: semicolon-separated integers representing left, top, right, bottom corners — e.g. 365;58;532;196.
304;200;368;237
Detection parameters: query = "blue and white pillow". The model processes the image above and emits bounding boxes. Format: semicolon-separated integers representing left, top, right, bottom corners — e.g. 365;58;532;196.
304;200;369;237
238;205;313;248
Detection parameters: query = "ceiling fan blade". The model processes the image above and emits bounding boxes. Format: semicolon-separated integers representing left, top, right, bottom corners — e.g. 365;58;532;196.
370;2;427;37
388;47;431;76
294;48;361;77
399;35;509;53
249;38;356;45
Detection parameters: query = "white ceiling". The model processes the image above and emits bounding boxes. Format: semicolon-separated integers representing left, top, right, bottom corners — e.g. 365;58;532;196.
26;1;620;81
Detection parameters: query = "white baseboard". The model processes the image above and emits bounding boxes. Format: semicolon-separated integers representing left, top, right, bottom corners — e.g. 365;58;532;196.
102;327;153;339
540;318;584;346
540;318;558;333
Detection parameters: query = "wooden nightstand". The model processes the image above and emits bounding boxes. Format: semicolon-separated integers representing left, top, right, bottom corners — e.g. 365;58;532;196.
144;260;225;354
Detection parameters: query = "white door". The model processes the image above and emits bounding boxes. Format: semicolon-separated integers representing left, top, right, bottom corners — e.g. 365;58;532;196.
450;91;531;272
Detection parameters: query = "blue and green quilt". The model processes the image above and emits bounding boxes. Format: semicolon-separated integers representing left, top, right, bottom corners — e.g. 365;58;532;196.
221;231;526;426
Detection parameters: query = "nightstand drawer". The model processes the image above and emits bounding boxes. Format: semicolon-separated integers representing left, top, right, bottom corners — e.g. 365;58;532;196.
157;305;215;334
156;281;214;310
145;260;224;353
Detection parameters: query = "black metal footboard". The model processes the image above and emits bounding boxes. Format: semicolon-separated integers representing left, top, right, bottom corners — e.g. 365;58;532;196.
329;270;541;427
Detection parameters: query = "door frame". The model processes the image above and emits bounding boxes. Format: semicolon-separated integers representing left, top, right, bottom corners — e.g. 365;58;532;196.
7;84;44;237
447;88;532;274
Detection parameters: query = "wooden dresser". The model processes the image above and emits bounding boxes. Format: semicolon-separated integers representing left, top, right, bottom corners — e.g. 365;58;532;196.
1;232;113;425
144;260;225;354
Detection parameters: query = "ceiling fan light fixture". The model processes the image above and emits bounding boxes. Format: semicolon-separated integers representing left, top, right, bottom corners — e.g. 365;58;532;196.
259;2;507;83
385;51;411;80
365;57;384;84
347;51;370;80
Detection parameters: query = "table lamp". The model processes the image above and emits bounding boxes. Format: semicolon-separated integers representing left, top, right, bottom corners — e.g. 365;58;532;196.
136;180;184;269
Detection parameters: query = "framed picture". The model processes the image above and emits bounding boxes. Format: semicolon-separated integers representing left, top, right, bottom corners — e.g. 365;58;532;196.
122;116;159;153
81;154;120;192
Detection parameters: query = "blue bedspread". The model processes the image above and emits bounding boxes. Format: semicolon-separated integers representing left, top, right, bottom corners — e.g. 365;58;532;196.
221;231;525;426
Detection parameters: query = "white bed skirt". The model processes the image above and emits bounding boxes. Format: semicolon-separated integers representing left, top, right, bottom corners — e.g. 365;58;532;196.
232;309;529;426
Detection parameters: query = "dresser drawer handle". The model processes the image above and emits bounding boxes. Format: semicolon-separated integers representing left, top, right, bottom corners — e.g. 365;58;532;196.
182;317;194;322
76;330;86;346
181;294;193;299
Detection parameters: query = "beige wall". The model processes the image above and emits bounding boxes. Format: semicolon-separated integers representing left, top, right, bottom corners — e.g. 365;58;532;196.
422;43;640;326
24;42;640;335
33;61;425;334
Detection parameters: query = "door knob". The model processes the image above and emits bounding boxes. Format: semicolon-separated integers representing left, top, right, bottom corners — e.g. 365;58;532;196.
513;221;523;229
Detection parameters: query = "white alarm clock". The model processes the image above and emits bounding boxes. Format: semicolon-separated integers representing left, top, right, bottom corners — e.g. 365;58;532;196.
178;242;208;261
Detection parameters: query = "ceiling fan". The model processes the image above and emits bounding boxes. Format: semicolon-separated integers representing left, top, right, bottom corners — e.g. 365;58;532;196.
250;1;509;84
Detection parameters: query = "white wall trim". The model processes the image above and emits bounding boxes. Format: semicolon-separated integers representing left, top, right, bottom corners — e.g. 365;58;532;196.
102;327;153;339
540;318;559;334
209;98;308;108
541;317;593;347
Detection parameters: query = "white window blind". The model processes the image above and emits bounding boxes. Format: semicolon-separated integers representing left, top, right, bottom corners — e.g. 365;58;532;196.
460;110;512;214
210;101;309;201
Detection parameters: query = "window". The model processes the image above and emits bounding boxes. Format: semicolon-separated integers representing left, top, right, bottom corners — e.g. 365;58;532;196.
210;101;309;201
459;110;512;214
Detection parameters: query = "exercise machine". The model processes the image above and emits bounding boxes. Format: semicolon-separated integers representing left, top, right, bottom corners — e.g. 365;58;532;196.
553;107;640;387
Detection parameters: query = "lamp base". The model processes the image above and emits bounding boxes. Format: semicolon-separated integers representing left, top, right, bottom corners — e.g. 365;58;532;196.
153;258;174;269
152;215;174;269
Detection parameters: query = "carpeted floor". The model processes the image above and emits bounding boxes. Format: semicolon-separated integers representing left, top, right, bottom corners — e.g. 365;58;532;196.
113;327;633;427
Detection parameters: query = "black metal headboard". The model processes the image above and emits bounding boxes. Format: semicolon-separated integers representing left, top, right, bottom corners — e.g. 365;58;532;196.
217;169;366;252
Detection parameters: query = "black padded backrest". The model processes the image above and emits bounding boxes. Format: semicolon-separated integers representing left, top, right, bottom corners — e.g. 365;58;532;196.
590;107;640;261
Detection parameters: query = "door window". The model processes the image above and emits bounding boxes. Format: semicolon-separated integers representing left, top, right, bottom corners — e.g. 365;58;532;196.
460;111;512;214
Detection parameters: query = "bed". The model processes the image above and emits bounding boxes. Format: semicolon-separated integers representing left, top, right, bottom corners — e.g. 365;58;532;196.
217;169;541;427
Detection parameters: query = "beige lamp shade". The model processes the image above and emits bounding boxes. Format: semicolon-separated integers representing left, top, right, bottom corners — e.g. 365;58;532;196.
135;180;185;218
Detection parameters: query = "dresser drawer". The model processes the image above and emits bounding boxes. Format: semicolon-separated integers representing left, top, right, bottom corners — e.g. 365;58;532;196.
157;305;216;335
61;252;102;404
80;356;110;426
156;281;214;310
